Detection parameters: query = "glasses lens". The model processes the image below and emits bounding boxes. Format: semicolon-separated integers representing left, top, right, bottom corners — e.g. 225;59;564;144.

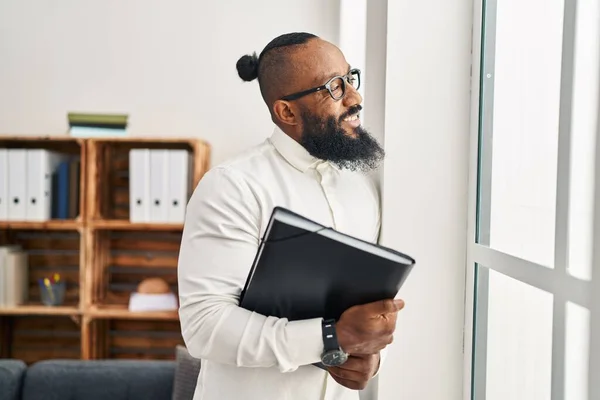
329;77;345;100
349;70;360;90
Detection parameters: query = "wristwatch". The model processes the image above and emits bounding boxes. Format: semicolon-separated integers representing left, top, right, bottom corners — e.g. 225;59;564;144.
320;319;348;367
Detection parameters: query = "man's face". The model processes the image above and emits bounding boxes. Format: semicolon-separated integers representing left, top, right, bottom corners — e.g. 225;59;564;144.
284;40;385;171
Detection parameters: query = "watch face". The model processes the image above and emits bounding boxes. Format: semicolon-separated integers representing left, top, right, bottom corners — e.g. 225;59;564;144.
321;350;348;367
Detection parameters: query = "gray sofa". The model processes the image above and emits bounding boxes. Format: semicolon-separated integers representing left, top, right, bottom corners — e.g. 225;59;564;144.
0;347;201;400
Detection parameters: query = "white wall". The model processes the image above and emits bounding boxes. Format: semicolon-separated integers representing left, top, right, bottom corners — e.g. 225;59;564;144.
0;0;340;166
337;0;388;192
338;0;367;104
377;0;473;399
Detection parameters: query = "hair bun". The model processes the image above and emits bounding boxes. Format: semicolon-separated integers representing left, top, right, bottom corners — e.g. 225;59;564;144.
236;52;259;82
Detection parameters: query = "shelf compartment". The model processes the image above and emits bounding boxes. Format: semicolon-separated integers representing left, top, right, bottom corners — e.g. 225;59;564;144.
0;136;87;221
0;315;81;363
89;319;183;361
86;137;209;222
88;229;181;308
0;229;83;308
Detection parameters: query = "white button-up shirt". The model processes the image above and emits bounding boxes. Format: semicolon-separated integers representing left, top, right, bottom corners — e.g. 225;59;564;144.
177;126;382;400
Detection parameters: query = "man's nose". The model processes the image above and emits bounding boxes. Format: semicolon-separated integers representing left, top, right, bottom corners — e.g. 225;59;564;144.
342;83;362;107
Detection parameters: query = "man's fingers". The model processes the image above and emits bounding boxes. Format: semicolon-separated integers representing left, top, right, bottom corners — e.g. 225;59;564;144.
363;298;405;316
327;354;377;379
327;354;380;391
348;353;372;359
328;366;370;385
329;355;370;373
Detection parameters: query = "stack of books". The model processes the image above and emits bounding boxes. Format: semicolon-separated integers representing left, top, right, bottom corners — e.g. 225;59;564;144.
68;112;127;137
0;149;80;221
129;149;192;223
0;245;28;307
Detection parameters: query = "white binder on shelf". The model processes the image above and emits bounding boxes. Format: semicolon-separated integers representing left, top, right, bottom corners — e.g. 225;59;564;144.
149;149;169;222
7;149;27;220
0;149;8;220
167;150;190;223
129;149;150;223
26;149;63;221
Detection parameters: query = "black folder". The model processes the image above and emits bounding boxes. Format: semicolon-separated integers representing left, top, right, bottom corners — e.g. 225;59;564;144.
239;207;416;321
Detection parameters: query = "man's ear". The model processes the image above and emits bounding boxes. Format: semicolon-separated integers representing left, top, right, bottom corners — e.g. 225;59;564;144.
272;100;299;127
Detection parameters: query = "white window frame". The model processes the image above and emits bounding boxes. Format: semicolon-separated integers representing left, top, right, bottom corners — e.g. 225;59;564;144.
462;0;600;399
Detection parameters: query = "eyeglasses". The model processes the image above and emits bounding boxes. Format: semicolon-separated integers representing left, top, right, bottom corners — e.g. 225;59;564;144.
280;68;361;102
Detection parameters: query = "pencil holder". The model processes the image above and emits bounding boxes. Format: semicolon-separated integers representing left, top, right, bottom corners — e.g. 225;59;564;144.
39;280;66;306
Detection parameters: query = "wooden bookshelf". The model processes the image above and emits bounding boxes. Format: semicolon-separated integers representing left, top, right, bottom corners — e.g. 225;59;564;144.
1;315;82;362
86;318;183;361
0;135;210;363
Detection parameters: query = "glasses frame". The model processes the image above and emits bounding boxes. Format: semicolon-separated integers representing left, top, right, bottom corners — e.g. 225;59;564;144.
279;68;361;102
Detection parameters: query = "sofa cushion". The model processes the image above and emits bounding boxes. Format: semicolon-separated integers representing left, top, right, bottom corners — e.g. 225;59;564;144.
0;359;27;400
22;359;175;400
171;345;201;400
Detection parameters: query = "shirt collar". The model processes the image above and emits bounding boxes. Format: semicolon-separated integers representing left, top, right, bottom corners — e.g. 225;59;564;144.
269;126;339;173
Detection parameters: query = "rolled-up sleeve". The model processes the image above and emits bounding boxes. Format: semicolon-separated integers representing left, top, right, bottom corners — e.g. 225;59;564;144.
177;166;324;373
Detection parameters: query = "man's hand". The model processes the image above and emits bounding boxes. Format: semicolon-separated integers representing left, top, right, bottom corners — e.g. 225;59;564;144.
327;353;380;391
335;299;404;354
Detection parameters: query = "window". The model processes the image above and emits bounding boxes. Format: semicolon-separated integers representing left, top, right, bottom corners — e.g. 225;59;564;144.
464;0;600;399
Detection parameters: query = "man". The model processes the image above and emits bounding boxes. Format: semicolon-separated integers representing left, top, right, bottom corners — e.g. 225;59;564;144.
177;32;404;400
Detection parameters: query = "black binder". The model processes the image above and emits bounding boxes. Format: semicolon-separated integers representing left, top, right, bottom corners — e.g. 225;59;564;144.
239;207;416;321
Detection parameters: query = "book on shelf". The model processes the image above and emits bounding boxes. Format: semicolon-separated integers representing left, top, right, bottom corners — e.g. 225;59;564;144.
0;149;7;219
68;112;128;127
0;148;80;221
51;157;80;220
69;126;127;138
129;148;193;224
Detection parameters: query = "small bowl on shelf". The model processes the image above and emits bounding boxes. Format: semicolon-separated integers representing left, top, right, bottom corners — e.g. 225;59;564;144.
39;278;66;306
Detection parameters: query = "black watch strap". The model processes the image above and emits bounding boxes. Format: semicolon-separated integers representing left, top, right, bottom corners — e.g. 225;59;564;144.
322;319;341;352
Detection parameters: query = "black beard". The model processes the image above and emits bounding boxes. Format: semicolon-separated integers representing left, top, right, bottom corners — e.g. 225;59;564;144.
299;107;385;172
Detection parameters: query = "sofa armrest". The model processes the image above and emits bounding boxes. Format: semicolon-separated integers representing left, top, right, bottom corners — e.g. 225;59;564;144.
0;359;27;400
